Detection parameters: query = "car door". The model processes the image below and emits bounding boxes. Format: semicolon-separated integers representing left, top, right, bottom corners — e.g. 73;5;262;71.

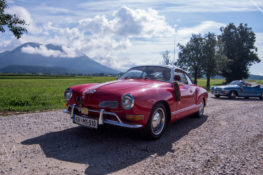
242;85;256;96
172;71;194;119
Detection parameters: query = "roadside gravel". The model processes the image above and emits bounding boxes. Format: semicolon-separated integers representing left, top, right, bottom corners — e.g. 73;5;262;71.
0;94;263;175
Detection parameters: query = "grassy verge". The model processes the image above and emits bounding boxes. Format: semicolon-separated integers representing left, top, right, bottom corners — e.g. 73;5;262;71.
197;79;225;89
0;75;115;115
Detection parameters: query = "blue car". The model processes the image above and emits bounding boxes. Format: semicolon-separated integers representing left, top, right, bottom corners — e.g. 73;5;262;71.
211;80;263;99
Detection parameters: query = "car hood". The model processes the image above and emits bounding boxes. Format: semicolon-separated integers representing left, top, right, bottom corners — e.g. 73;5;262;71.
70;79;169;108
71;79;168;96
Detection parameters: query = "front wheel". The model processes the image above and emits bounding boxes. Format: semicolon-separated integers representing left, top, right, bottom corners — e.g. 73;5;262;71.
196;99;205;117
142;103;167;139
228;91;237;99
260;93;263;100
215;95;220;98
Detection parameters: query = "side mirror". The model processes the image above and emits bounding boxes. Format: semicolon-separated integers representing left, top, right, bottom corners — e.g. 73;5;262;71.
173;81;181;101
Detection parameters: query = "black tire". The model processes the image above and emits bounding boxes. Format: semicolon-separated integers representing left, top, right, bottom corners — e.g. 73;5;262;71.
195;99;205;118
228;91;237;99
260;93;263;100
215;95;220;98
142;103;167;140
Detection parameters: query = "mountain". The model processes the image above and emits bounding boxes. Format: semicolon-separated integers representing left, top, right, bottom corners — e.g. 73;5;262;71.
212;74;263;80
248;74;263;80
0;42;119;75
0;65;70;75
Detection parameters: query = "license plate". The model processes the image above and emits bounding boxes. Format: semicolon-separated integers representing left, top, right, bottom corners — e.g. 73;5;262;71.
74;115;98;129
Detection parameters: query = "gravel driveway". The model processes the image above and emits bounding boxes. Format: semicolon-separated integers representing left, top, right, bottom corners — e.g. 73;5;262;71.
1;94;263;175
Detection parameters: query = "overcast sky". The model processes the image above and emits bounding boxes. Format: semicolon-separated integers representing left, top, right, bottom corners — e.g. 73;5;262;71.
1;0;263;74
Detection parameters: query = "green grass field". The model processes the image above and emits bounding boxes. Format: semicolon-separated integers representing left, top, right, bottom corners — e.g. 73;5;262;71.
1;75;260;114
0;75;115;115
197;79;225;89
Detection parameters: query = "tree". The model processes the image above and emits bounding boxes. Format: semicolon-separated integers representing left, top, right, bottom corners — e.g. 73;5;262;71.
161;50;171;65
201;32;217;88
175;34;204;84
0;0;27;39
218;23;260;83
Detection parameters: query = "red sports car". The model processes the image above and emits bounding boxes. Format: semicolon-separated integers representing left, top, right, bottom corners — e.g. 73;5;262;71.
64;65;208;139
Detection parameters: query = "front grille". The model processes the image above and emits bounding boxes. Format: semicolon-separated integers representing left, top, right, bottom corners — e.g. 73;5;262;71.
76;96;82;105
98;101;118;109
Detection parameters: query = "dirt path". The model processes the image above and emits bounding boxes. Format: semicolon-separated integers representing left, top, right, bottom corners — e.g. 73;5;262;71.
1;94;263;175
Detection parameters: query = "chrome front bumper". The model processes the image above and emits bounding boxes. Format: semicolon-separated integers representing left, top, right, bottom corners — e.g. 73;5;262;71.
211;90;229;96
63;104;143;129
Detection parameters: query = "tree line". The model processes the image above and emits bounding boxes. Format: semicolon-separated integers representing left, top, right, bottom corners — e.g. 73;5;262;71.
162;23;260;88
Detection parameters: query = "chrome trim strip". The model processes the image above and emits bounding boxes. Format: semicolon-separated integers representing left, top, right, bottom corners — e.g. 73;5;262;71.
63;104;143;129
71;104;75;118
99;109;104;125
104;119;142;129
172;104;201;115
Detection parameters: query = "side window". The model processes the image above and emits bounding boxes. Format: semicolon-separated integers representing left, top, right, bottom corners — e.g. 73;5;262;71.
184;74;193;85
174;71;188;84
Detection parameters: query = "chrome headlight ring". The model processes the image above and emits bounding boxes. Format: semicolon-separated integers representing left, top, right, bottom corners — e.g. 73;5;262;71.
121;94;134;110
64;88;73;101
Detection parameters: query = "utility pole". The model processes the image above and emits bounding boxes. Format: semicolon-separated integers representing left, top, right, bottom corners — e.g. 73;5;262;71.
173;39;176;64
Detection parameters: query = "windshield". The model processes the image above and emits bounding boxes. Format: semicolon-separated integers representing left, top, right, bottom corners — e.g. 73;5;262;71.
229;80;244;86
120;66;171;82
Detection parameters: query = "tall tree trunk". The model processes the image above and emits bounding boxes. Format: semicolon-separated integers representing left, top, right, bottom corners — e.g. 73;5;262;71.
194;72;198;85
206;74;210;89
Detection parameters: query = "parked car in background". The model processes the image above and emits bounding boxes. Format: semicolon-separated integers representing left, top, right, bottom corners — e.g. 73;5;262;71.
211;80;263;99
63;65;208;139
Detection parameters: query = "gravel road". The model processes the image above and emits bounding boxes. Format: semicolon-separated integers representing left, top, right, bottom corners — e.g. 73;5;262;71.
1;94;263;175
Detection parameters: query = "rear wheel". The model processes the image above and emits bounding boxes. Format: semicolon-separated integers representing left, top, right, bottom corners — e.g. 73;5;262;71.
142;103;167;139
229;91;237;99
260;93;263;100
215;95;220;98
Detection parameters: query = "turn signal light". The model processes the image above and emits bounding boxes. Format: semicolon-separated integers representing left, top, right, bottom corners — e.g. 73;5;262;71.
126;115;144;121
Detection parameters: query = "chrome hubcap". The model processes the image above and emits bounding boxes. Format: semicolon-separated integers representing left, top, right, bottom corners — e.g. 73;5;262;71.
151;108;165;135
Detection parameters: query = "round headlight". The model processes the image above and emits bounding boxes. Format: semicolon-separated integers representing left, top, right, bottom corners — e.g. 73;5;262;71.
121;94;134;110
64;88;73;101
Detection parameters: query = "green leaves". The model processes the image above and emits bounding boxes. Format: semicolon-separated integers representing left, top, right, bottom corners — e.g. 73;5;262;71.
219;23;260;83
175;23;259;87
0;0;27;39
175;34;204;84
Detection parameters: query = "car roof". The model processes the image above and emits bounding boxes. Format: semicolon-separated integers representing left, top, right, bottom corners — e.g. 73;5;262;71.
130;65;185;73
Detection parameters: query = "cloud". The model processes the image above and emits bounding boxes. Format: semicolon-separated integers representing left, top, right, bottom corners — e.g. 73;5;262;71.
6;6;41;34
78;0;263;13
250;33;263;75
176;21;225;44
79;6;174;38
1;3;262;73
2;6;175;69
113;7;174;38
21;45;65;57
6;6;32;24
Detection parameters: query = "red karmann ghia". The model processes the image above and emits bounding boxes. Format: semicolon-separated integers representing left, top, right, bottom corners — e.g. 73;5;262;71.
64;65;208;139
